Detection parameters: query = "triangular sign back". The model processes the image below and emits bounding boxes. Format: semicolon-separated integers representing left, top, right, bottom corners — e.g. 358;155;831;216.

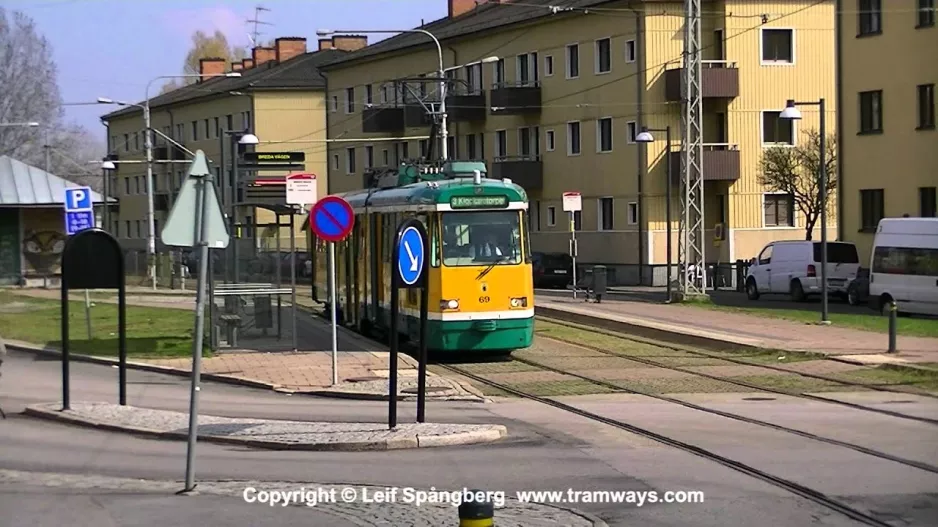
160;150;230;249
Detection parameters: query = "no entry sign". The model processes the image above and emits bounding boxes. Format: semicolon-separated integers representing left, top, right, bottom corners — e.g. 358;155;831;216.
310;195;354;242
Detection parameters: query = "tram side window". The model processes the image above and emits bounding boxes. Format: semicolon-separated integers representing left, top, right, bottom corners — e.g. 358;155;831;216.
426;214;441;268
441;211;522;266
521;210;532;260
873;246;938;276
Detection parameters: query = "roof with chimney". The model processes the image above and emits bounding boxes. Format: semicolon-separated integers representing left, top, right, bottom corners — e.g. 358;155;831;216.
320;0;614;69
101;46;348;121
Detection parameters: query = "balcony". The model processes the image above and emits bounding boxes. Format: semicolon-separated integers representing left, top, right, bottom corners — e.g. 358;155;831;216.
490;81;541;115
664;61;739;102
445;86;487;122
490;155;543;190
668;144;741;182
362;106;404;133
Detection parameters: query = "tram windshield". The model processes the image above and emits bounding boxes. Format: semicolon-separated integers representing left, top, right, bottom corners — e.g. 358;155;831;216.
440;211;522;267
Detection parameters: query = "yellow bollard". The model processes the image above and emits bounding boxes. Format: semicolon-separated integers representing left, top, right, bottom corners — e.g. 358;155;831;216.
458;489;494;526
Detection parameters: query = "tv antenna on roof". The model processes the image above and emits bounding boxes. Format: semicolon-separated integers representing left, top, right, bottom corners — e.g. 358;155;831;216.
246;5;272;47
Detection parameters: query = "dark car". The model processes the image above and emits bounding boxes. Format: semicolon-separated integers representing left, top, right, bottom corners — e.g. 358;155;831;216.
847;267;870;306
532;252;573;288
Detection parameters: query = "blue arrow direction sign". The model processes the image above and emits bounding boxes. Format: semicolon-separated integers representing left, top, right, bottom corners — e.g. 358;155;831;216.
397;225;425;286
63;186;94;235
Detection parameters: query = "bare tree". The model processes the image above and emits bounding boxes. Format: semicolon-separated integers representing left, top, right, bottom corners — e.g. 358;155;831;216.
759;128;838;241
159;30;246;93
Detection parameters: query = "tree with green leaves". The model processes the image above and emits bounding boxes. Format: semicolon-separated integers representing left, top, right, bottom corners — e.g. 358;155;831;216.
758;128;838;241
160;30;247;94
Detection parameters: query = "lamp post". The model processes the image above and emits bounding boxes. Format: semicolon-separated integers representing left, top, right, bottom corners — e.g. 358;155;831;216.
220;130;259;283
101;159;116;229
780;98;829;324
98;72;241;290
317;29;453;159
636;126;674;303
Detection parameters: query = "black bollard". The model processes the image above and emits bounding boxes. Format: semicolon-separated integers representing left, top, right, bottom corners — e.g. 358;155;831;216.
887;301;897;353
459;489;494;527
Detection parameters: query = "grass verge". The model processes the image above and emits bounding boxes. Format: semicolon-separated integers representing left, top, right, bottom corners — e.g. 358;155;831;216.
0;291;205;359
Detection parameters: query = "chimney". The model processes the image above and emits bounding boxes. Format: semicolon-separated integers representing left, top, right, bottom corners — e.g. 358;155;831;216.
242;58;254;69
331;35;368;52
199;57;226;77
318;38;334;51
252;46;276;66
232;62;244;71
449;0;485;18
275;37;307;62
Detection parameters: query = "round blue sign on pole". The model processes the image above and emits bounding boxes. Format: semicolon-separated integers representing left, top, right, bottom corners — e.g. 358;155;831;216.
397;225;425;286
310;196;354;242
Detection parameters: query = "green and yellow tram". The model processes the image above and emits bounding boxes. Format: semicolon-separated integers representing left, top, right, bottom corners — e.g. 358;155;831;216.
310;161;534;355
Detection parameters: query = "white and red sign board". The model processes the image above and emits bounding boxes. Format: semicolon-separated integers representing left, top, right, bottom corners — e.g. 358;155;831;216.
286;173;317;205
562;192;582;212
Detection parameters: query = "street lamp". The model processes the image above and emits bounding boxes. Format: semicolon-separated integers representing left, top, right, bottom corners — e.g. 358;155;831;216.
635;126;674;303
780;98;829;324
98;71;241;290
317;28;452;159
218;128;261;284
101;159;116;229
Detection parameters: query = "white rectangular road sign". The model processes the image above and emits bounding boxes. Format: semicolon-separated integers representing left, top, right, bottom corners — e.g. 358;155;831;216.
562;192;582;212
286;173;317;205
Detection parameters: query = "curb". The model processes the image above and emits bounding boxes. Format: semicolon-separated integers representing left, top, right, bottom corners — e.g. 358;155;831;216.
23;404;508;451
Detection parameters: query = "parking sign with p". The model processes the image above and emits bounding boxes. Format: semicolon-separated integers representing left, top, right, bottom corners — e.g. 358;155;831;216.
63;186;95;236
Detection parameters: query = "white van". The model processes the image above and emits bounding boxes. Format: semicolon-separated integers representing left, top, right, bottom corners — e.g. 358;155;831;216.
745;240;861;302
868;217;938;316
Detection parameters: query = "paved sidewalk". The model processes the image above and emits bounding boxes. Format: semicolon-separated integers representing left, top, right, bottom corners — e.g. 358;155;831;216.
25;402;506;451
536;296;938;364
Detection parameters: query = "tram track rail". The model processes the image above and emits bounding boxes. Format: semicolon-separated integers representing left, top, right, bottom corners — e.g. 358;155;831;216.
437;361;900;527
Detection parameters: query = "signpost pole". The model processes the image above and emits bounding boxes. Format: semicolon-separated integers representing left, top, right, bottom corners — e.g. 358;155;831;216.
290;213;297;352
329;241;338;385
571;212;577;300
389;236;399;430
60;269;70;411
83;290;93;339
417;255;429;423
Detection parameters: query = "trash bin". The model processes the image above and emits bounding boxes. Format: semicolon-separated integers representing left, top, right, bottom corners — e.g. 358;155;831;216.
592;265;607;303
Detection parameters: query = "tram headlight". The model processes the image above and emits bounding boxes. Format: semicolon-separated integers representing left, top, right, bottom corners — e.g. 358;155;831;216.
509;297;528;308
440;299;459;310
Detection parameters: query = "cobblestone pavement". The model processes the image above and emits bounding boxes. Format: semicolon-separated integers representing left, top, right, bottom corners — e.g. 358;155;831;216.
25;402;507;450
0;470;603;526
536;296;938;359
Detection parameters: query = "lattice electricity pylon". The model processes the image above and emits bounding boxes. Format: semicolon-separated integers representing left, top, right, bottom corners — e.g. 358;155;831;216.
678;0;707;296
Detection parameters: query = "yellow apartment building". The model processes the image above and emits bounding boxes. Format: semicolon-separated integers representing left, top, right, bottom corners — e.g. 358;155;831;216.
837;0;937;264
100;36;366;263
320;0;836;285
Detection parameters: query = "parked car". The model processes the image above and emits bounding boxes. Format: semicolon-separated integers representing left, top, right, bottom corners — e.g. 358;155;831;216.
745;240;861;302
868;217;938;316
532;252;573;288
847;267;869;306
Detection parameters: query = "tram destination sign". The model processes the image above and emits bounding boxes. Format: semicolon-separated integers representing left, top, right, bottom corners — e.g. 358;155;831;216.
243;151;306;163
450;195;509;209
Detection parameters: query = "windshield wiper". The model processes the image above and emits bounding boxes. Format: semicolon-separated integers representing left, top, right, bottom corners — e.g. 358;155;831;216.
476;255;511;280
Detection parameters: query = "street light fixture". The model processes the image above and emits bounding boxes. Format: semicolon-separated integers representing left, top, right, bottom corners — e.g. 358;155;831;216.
780;97;829;324
238;133;259;145
0;122;40;127
98;71;241;290
635;126;674;303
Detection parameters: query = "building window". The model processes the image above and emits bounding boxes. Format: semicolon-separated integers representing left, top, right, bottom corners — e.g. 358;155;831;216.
244;111;251;129
860;189;885;230
203;119;210;139
596;117;613;152
859;90;883;133
626;121;637;144
761;28;794;64
465;63;482;92
764;194;794;227
419;139;429;159
544;55;554;76
493;58;505;86
917;84;935;129
175;124;184;141
595;37;611;74
518;127;534;157
380;149;388;166
516;52;537;86
921;187;937;217
332;154;339;171
124;221;130;237
545;129;555;151
124;177;130;195
566;43;579;78
918;0;936;27
762;111;795;145
135;220;142;238
123;133;129;152
547;206;556;227
858;0;882;36
495;130;507;158
134;132;139;151
346;148;356;174
345;87;355;113
447;136;457;158
331;95;338;112
226;114;233;131
573;210;582;231
625;40;636;63
627;202;638;225
567;121;581;155
191;121;198;141
466;134;477;159
598;197;614;230
214;117;220;137
363;145;373;169
400;141;409;160
365;85;373;105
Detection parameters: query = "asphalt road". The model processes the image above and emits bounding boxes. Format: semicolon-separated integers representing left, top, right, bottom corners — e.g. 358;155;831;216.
2;349;937;526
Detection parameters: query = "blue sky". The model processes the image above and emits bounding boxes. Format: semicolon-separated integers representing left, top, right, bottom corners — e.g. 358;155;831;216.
11;0;447;137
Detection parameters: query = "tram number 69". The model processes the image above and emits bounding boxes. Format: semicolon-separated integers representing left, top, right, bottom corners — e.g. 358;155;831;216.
479;296;491;303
